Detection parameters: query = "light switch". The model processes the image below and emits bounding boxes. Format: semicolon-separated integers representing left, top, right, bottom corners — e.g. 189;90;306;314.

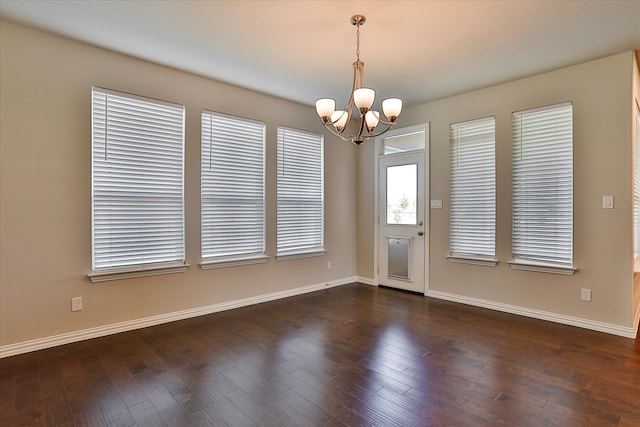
430;200;443;209
602;196;614;209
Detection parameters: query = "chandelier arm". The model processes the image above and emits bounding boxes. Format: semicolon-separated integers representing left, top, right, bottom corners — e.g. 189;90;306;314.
327;67;359;129
322;122;353;142
341;94;356;127
323;117;395;144
346;64;358;110
328;107;354;129
364;122;396;140
372;116;397;126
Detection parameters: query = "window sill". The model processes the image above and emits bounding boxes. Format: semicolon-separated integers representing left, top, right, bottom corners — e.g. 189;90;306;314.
276;248;327;261
200;254;269;270
508;259;576;275
88;262;190;283
447;255;498;267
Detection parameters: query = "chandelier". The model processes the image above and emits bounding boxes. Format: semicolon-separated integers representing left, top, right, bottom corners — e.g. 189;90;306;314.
315;15;403;145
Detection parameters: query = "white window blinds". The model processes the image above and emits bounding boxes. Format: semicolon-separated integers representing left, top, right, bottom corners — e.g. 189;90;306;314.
512;102;573;267
277;127;325;256
91;87;185;272
634;109;640;257
201;111;266;263
449;117;496;258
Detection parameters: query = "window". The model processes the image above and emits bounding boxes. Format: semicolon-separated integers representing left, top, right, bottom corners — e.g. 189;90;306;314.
382;130;425;154
201;111;266;268
511;102;575;274
448;117;496;265
635;105;640;258
276;127;325;258
90;87;186;282
386;163;418;225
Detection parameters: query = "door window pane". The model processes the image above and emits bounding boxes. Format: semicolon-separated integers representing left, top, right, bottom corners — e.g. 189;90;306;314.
382;131;425;154
386;164;417;225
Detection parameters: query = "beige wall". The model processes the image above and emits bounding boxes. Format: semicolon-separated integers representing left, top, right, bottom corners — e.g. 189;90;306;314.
356;142;376;280
358;51;637;331
2;20;637;350
0;20;357;347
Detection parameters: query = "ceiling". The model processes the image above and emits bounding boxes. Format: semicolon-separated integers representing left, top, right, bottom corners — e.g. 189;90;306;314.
1;0;639;108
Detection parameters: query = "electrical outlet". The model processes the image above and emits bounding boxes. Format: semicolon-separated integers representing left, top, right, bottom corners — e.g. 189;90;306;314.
580;288;591;302
327;261;332;270
71;297;83;312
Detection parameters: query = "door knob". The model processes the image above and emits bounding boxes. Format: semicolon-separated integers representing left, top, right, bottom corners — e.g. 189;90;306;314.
417;231;424;236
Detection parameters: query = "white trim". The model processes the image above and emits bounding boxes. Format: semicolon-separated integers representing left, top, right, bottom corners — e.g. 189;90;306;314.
512;100;572;116
88;262;190;283
447;255;498;267
276;249;327;261
508;259;576;275
0;277;356;358
427;290;637;338
200;255;269;270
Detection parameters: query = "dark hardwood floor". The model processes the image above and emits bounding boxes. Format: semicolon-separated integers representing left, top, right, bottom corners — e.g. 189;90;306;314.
1;283;639;426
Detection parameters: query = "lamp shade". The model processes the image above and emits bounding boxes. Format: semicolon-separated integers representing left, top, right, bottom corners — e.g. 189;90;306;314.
354;88;375;110
365;110;380;131
316;98;335;119
382;98;402;121
331;110;348;131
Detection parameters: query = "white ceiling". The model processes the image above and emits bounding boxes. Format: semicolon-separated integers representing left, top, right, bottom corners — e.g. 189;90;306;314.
1;0;639;108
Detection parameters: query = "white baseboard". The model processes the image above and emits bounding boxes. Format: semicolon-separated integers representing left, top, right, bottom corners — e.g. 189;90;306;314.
427;290;638;339
0;277;357;358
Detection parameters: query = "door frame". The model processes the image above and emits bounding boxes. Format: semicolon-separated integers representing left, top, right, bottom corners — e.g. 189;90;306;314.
373;123;430;295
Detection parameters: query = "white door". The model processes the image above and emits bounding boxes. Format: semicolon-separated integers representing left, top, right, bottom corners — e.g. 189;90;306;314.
378;151;426;293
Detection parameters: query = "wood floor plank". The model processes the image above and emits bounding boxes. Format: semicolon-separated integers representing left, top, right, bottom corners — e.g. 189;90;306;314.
276;367;369;426
134;372;195;426
98;349;149;408
127;400;168;427
2;283;639;426
37;358;74;427
80;354;135;427
191;374;257;426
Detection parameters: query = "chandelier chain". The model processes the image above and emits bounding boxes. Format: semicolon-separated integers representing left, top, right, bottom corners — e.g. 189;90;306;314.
356;21;360;62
